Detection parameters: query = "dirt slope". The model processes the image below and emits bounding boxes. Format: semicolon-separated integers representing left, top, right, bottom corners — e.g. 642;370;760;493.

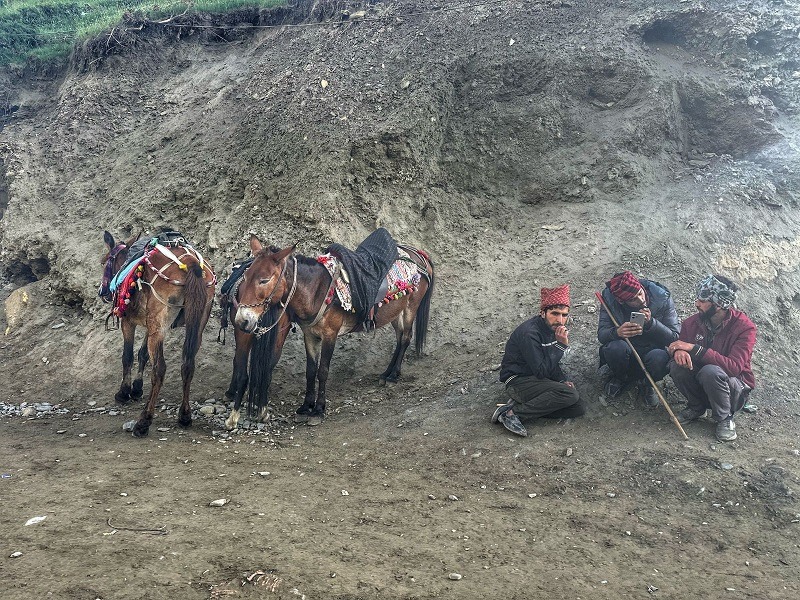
1;1;800;599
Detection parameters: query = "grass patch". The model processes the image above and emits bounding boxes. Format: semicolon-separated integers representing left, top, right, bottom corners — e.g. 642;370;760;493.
0;0;285;66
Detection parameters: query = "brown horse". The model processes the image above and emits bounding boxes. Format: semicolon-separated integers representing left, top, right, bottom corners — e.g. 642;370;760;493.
100;231;216;437
228;236;434;428
221;278;292;431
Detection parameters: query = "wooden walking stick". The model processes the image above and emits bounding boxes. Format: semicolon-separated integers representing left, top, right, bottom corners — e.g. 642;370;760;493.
594;291;689;440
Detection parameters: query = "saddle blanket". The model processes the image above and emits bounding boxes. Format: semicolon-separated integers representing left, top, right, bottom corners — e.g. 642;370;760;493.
318;249;421;312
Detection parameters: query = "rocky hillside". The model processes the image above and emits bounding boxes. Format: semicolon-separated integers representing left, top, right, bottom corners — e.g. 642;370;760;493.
1;0;799;398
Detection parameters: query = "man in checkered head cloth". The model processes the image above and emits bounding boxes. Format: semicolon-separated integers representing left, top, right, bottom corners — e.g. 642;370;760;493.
668;274;757;442
597;270;680;406
492;284;586;437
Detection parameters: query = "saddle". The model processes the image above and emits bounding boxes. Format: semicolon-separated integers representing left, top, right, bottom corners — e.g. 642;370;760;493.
323;228;399;329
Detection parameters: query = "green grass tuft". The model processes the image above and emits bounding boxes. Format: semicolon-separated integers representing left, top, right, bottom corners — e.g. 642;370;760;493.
0;0;285;66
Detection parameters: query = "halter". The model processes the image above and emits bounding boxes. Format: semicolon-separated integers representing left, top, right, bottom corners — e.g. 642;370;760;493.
99;242;128;301
244;256;299;337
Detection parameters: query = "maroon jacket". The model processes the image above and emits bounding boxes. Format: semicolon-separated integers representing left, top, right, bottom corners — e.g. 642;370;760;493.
679;308;756;389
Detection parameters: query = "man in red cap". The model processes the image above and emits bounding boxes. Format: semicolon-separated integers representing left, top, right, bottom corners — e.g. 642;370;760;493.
597;271;680;405
492;284;585;437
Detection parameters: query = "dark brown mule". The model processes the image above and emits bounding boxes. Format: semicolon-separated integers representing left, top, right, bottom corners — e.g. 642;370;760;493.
229;236;434;428
221;292;292;431
101;231;216;437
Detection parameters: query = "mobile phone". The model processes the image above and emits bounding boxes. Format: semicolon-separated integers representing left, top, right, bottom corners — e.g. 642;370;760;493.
630;312;646;327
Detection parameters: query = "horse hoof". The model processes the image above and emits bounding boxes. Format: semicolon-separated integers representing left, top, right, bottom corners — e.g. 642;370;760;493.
132;424;149;438
307;415;324;427
293;414;310;424
115;392;131;404
178;416;192;428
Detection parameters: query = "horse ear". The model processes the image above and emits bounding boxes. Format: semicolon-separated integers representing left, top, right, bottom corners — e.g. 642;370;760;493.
274;245;295;263
250;235;263;254
103;231;115;250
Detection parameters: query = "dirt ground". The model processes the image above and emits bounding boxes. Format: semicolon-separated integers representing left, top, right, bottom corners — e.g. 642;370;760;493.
2;0;800;598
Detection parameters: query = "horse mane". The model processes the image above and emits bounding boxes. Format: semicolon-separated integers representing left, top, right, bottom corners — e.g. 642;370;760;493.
246;303;282;418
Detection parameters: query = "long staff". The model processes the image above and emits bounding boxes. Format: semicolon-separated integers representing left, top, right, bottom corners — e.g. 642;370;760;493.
594;291;689;440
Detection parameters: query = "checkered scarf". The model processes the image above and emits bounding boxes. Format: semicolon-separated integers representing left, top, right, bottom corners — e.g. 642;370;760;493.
608;271;642;302
696;274;737;308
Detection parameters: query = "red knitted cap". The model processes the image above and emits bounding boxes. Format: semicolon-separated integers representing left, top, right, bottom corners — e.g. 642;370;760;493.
540;284;570;311
609;271;642;302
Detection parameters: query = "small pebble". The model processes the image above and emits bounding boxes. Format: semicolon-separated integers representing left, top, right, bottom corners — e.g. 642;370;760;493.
10;551;22;558
449;573;462;580
122;420;136;432
257;471;270;477
209;498;228;507
565;447;573;457
428;494;436;500
448;494;459;501
528;493;537;498
721;463;734;470
606;492;616;498
78;433;87;438
341;490;349;496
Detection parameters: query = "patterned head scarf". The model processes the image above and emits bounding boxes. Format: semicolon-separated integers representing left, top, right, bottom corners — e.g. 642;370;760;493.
696;274;737;309
540;284;570;311
609;271;642;302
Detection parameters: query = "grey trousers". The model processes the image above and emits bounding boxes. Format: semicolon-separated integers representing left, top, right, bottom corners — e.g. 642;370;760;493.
505;376;586;422
669;362;749;423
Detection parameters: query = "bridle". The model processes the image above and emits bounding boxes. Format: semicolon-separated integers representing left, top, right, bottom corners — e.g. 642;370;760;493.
239;256;298;337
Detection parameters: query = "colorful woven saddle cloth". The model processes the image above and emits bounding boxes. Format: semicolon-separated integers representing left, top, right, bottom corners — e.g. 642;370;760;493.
108;232;207;317
317;249;421;313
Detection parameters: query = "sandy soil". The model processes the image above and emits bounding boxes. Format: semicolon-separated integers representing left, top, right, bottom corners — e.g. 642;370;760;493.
1;0;800;598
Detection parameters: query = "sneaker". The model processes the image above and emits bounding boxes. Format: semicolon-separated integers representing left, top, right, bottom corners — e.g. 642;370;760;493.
716;417;737;442
603;377;626;398
677;407;706;424
491;403;513;424
498;411;528;437
638;381;660;407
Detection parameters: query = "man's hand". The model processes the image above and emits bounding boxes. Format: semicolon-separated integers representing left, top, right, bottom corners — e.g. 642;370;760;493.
564;381;575;388
555;325;569;346
641;307;652;324
668;340;694;355
673;349;693;370
617;322;643;338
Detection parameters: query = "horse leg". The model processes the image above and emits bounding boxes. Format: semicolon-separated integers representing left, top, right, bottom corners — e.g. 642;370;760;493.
133;326;166;438
381;313;413;384
225;330;252;431
308;336;336;424
131;333;149;399
115;319;136;403
296;330;321;420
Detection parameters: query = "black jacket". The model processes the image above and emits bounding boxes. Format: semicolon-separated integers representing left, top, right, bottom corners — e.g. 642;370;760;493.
598;279;680;358
500;315;568;383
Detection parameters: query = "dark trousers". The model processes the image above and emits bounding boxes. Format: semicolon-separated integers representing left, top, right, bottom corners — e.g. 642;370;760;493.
505;376;586;422
669;362;748;423
600;340;670;385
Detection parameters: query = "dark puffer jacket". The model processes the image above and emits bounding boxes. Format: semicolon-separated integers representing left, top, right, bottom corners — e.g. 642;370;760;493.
500;315;568;383
597;279;680;360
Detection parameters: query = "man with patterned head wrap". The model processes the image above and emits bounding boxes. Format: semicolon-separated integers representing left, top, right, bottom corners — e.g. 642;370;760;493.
597;271;680;406
668;274;756;442
492;284;586;437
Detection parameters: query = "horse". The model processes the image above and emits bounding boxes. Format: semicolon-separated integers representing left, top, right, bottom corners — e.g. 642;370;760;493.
218;254;293;431
100;231;216;437
227;235;434;428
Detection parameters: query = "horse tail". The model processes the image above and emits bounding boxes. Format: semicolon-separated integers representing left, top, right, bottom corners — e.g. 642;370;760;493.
246;304;281;418
181;256;208;361
414;254;434;356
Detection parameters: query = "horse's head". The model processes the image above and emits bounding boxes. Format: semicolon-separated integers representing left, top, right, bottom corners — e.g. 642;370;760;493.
234;236;295;333
98;230;138;300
